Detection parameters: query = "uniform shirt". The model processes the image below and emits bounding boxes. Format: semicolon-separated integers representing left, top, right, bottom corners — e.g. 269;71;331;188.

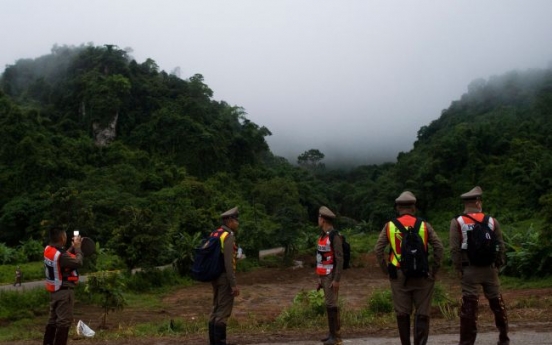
221;225;237;288
375;214;444;276
449;206;506;271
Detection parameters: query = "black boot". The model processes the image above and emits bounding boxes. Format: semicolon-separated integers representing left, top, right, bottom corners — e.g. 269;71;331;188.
489;295;510;345
54;327;70;345
459;295;479;345
208;321;215;345
414;315;429;345
213;323;227;345
396;313;411;345
43;324;57;345
323;307;342;345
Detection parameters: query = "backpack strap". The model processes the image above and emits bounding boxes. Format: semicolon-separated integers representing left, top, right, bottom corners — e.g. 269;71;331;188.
388;217;423;259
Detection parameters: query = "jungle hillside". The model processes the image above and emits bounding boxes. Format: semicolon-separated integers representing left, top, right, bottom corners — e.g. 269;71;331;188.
1;44;552;278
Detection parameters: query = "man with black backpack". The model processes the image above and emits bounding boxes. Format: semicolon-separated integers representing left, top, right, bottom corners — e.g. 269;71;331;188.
207;207;240;345
316;206;344;345
375;191;443;345
450;186;509;345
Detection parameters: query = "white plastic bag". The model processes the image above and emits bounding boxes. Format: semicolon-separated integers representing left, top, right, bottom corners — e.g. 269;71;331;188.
76;320;95;338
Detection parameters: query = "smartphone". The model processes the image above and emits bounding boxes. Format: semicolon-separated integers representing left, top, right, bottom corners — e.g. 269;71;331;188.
73;230;80;237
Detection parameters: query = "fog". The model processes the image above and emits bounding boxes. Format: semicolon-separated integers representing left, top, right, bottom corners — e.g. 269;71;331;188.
2;1;552;167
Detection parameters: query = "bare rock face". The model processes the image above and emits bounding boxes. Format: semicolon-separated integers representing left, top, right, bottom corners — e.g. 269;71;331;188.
93;113;118;147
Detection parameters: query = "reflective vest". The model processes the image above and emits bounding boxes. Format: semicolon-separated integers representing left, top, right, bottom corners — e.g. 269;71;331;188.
387;215;428;267
215;228;237;271
456;213;495;250
316;232;334;276
44;245;79;292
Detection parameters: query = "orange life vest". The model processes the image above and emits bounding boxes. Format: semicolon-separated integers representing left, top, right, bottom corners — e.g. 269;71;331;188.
44;245;79;292
456;213;495;250
316;232;335;276
387;214;428;267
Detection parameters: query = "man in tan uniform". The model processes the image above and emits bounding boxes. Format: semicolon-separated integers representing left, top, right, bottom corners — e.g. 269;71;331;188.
450;186;509;345
316;206;344;345
375;191;443;345
209;207;240;345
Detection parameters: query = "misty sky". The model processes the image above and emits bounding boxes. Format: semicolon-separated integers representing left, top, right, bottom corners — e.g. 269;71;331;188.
2;1;552;167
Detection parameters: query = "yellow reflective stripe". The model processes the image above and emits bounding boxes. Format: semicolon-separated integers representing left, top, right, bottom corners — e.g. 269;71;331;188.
220;231;229;250
388;220;428;267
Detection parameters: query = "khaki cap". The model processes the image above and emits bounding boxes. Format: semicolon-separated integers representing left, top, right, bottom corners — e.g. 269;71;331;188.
221;207;239;219
319;206;336;219
395;191;417;205
460;186;483;200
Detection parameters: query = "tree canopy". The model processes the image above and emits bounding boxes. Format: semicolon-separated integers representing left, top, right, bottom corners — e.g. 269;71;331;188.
1;44;552;275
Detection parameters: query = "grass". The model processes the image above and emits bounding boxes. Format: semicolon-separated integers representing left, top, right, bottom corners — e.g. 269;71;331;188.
500;275;552;289
0;261;44;285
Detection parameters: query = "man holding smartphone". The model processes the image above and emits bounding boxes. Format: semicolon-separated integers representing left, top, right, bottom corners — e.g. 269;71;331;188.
42;227;83;345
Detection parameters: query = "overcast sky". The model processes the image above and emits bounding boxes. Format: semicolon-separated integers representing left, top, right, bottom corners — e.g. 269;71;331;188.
2;1;552;167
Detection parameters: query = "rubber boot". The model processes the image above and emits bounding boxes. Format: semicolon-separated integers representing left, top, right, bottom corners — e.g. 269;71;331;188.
459;295;479;345
43;324;57;345
323;307;342;345
489;295;510;345
208;321;215;345
320;307;341;342
414;314;430;345
214;323;230;345
396;313;411;345
54;327;70;345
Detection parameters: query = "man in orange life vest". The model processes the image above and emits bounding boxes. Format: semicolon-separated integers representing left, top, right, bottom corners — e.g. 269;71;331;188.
209;207;240;345
450;186;509;345
375;191;443;345
316;206;344;345
43;226;83;345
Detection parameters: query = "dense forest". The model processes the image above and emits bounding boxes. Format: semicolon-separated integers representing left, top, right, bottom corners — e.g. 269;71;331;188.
1;44;551;276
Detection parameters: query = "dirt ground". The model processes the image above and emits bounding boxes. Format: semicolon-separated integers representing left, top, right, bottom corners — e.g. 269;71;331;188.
5;253;552;344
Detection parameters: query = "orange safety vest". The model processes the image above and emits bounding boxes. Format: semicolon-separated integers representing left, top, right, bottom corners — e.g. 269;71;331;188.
44;246;79;292
387;215;428;267
456;213;495;250
316;232;334;276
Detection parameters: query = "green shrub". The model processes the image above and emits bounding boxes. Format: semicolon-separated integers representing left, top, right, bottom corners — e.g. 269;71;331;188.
17;239;44;262
0;243;15;264
123;267;186;293
0;288;49;321
432;282;459;320
276;289;325;327
503;225;552;278
366;288;393;315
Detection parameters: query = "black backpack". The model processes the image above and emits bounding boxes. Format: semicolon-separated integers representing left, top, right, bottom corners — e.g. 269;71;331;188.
329;230;351;269
391;218;429;279
462;214;499;266
190;228;228;282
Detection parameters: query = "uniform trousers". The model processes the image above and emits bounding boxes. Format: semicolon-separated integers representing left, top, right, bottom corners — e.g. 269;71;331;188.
461;265;501;298
210;272;234;325
47;289;75;328
320;273;338;308
390;271;434;316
